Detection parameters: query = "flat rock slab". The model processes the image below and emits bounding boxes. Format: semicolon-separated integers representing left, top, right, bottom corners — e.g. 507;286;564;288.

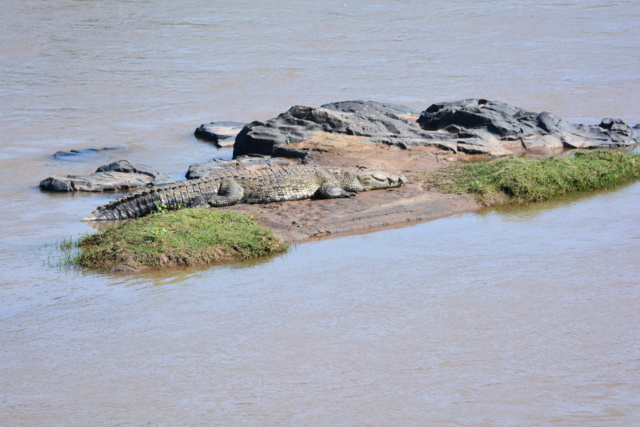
40;160;174;192
194;121;245;147
231;99;638;158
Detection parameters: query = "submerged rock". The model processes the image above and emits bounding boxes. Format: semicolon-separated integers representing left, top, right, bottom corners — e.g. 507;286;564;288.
232;99;638;158
52;146;127;160
39;160;174;192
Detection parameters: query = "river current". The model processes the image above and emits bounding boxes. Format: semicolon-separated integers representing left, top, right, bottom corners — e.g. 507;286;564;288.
1;0;639;425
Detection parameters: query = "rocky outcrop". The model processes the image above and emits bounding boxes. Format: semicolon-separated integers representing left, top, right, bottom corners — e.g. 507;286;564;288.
417;99;639;155
39;160;174;192
232;101;458;158
42;100;638;191
232;99;639;158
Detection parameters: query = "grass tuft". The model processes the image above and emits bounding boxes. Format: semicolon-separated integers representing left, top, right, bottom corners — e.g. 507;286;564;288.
431;150;640;205
71;209;289;272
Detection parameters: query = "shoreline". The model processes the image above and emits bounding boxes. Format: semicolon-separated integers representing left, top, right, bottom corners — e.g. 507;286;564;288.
220;180;480;244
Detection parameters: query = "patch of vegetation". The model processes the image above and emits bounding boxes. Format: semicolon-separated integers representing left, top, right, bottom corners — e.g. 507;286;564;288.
70;209;289;272
431;150;640;205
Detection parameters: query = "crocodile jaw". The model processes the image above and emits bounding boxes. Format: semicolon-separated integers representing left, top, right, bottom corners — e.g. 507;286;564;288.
356;168;407;190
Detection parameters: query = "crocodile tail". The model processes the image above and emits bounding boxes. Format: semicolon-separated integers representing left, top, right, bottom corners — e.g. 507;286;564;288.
83;190;161;221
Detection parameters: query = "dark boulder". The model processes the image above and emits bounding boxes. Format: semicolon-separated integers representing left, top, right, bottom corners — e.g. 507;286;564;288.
232;99;638;159
232;100;457;158
418;99;639;154
39;160;174;192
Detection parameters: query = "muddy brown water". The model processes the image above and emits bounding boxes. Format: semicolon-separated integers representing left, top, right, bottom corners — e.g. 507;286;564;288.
1;0;639;424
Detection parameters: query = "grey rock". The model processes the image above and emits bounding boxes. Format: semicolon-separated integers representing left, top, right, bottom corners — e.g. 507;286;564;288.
39;160;174;192
96;160;175;186
233;99;637;159
52;145;127;160
522;134;564;150
418;99;638;154
457;137;511;157
232;100;456;158
322;100;420;117
194;121;245;147
39;173;154;192
273;145;312;160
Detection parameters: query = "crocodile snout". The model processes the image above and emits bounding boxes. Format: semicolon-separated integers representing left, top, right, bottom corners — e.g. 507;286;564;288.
391;174;407;186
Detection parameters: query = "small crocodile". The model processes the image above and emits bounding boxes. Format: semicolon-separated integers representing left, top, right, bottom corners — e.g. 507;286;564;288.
84;165;406;221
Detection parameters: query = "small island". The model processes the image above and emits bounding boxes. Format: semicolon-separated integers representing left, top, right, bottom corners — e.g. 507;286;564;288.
52;99;640;272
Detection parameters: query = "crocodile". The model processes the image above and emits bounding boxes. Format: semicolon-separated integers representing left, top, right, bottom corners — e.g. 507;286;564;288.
83;165;407;221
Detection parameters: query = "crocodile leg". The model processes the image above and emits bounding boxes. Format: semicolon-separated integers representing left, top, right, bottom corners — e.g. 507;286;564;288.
207;178;244;207
189;195;209;208
316;181;356;199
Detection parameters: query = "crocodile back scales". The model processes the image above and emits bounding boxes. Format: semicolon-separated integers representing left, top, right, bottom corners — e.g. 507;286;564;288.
85;165;332;220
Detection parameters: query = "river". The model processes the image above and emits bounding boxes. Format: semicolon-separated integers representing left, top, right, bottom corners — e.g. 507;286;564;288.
1;0;639;425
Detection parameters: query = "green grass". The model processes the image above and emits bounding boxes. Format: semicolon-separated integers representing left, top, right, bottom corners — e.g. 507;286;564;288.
71;209;289;272
431;150;640;205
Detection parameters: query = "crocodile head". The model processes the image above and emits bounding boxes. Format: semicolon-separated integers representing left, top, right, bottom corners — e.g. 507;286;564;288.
353;166;407;190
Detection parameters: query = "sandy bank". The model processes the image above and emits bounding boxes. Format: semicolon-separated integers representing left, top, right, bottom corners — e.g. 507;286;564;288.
217;133;481;243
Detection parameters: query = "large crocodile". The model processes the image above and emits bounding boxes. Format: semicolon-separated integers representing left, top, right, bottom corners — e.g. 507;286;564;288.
84;165;406;221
